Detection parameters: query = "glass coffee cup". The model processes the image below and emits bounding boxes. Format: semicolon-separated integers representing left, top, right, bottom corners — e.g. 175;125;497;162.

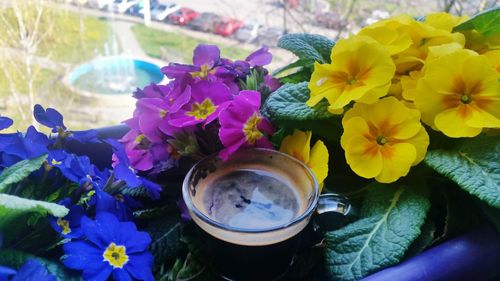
182;148;350;280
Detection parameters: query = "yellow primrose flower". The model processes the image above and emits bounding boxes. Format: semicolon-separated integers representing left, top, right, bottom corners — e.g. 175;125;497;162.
358;15;413;55
280;130;329;188
424;12;468;32
484;50;500;73
414;49;500;137
341;97;429;183
307;35;395;113
399;42;463;103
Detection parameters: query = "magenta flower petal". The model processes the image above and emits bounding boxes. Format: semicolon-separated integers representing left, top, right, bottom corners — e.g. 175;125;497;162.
219;138;247;160
245;47;272;66
257;118;274;135
218;90;274;160
236;90;261;109
161;63;200;79
193;44;220;67
264;75;281;92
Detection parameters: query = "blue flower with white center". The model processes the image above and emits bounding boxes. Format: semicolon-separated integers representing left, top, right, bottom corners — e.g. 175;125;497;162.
0;260;56;281
49;198;85;239
62;212;154;281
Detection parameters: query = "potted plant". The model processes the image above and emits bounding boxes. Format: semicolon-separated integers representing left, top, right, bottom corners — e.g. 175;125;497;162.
0;7;499;281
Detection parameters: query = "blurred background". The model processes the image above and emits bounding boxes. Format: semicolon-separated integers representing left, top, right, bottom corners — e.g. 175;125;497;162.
1;0;498;132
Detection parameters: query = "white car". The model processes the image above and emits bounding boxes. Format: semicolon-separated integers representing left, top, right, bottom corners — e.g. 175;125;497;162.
235;22;263;43
87;0;113;9
150;3;180;21
110;0;138;13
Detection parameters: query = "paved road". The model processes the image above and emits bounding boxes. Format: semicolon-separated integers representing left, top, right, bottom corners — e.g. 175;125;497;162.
111;21;147;57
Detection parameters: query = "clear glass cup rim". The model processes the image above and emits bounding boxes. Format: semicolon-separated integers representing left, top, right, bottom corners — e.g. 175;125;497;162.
182;148;320;234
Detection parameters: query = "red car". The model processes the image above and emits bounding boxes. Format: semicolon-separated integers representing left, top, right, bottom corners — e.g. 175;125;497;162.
214;18;244;36
168;7;199;25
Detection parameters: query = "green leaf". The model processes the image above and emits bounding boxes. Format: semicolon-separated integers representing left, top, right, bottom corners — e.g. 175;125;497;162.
278;68;312;84
272;59;308;77
0;194;68;229
278;33;335;64
425;135;500;209
262;82;333;122
147;214;183;268
0;249;81;281
453;7;500;37
324;183;431;280
0;154;47;193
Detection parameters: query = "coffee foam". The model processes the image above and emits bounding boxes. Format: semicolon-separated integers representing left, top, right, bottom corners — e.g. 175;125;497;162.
189;161;315;246
201;169;301;229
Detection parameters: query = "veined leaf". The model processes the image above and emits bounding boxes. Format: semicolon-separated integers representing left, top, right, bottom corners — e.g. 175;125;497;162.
147;213;183;268
453;6;500;37
325;183;431;280
278;33;335;64
262;82;333;122
0;155;47;193
425;135;500;208
0;194;68;229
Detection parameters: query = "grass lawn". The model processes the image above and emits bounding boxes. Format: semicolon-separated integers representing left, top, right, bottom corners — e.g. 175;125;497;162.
37;13;112;63
131;24;250;63
0;7;112;131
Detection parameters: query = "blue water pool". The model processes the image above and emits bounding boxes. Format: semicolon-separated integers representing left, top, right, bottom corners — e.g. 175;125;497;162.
67;57;164;95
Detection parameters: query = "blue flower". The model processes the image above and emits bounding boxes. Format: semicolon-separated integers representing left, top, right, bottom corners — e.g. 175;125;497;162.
48;151;95;186
34;104;99;143
0;117;13;131
106;139;161;199
33;104;66;133
49;198;85;239
0;266;16;281
1;260;56;281
62;212;154;281
93;187;138;222
1;126;51;167
68;129;99;144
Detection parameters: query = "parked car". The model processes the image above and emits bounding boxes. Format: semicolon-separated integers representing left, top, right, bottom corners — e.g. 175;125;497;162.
110;0;138;13
187;12;222;33
150;3;181;21
168;7;199;25
257;27;285;47
87;0;112;9
315;12;347;30
235;22;263;42
214;17;244;36
126;1;144;16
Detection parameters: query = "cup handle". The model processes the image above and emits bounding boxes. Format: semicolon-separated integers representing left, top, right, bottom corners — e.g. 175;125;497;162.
316;193;351;216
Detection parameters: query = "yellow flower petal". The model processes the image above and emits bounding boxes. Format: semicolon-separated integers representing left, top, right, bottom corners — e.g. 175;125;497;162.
340;116;370;150
342;98;429;183
484;50;500;73
376;142;417;183
425;12;468;32
407;127;430;165
434;107;482;137
308;35;395;111
309;140;329;188
465;101;500;128
280;130;311;163
345;135;383;179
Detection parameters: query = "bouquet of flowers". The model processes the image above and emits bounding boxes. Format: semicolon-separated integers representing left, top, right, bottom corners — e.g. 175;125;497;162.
1;7;499;281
